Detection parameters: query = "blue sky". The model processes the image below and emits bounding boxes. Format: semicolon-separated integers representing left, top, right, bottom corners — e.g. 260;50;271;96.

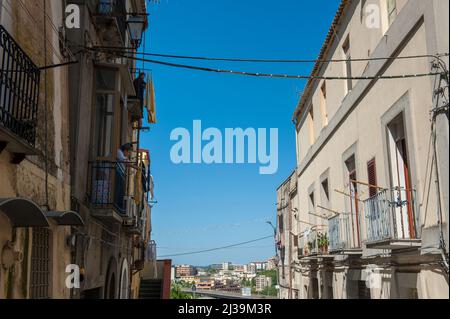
140;0;340;266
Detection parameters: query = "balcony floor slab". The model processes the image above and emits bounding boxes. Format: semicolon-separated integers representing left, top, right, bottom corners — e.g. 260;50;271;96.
90;207;124;224
365;238;421;250
0;127;38;156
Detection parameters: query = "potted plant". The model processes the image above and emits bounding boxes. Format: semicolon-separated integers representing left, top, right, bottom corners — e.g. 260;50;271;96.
318;233;329;254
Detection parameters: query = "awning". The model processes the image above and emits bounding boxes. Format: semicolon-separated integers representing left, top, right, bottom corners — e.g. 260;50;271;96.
45;211;84;226
0;198;49;227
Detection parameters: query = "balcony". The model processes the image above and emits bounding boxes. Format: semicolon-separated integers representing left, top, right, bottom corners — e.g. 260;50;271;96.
92;0;128;47
127;97;143;122
0;26;40;160
328;214;362;255
363;188;421;250
88;161;129;223
302;228;331;257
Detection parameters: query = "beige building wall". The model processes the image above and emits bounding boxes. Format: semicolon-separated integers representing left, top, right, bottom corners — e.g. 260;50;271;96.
276;171;298;299
280;0;449;299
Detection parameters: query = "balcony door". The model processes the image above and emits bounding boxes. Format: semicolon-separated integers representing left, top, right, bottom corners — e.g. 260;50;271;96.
91;66;126;212
93;67;121;160
345;155;361;248
387;114;415;239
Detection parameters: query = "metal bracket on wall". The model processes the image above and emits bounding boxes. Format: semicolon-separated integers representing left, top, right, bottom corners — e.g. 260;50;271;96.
0;141;7;154
10;153;26;165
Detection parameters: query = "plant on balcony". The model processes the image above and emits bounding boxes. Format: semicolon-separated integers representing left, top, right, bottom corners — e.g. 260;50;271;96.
317;232;329;254
303;244;309;256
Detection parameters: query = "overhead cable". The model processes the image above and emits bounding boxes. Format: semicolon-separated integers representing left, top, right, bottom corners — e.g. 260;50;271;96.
91;46;449;64
107;53;445;80
158;235;273;257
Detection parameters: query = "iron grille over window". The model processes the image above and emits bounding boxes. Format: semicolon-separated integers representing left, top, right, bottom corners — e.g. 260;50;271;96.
0;25;40;147
30;228;51;299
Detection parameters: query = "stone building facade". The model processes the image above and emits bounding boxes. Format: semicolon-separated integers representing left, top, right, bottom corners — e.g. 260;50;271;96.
65;0;152;299
1;0;153;299
277;0;449;299
0;0;74;299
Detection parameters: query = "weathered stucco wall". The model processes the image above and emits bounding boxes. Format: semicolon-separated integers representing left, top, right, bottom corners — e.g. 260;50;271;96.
0;0;72;299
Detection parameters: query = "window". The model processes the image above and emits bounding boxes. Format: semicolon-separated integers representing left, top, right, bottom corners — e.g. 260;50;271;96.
30;228;51;299
320;82;328;127
367;158;378;197
94;68;118;158
94;93;115;157
321;178;330;207
387;0;397;26
96;68;116;90
309;190;316;224
342;36;352;93
345;155;361;248
308;106;315;145
387;113;416;239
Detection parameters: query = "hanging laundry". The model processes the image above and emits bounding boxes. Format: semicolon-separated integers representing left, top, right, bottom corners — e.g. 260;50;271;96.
145;75;157;124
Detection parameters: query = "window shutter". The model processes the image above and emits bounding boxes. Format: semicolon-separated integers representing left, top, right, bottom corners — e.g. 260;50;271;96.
367;158;377;197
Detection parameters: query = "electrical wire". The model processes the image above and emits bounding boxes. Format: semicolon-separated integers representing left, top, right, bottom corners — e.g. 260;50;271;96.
92;46;449;64
91;51;445;81
43;0;49;209
158;235;273;258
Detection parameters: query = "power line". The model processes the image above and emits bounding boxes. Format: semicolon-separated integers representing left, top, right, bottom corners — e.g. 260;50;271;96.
91;46;449;64
106;53;445;80
158;235;273;258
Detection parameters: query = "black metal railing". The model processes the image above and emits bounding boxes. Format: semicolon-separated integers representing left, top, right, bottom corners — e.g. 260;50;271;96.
0;25;40;146
96;0;127;45
89;161;128;214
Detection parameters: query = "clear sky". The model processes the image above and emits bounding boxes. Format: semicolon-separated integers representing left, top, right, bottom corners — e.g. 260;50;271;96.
140;0;341;266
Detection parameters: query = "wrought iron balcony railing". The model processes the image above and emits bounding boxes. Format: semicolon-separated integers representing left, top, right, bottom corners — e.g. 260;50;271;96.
329;213;363;252
363;187;419;245
0;25;40;147
328;215;344;252
307;229;319;255
89;161;128;215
